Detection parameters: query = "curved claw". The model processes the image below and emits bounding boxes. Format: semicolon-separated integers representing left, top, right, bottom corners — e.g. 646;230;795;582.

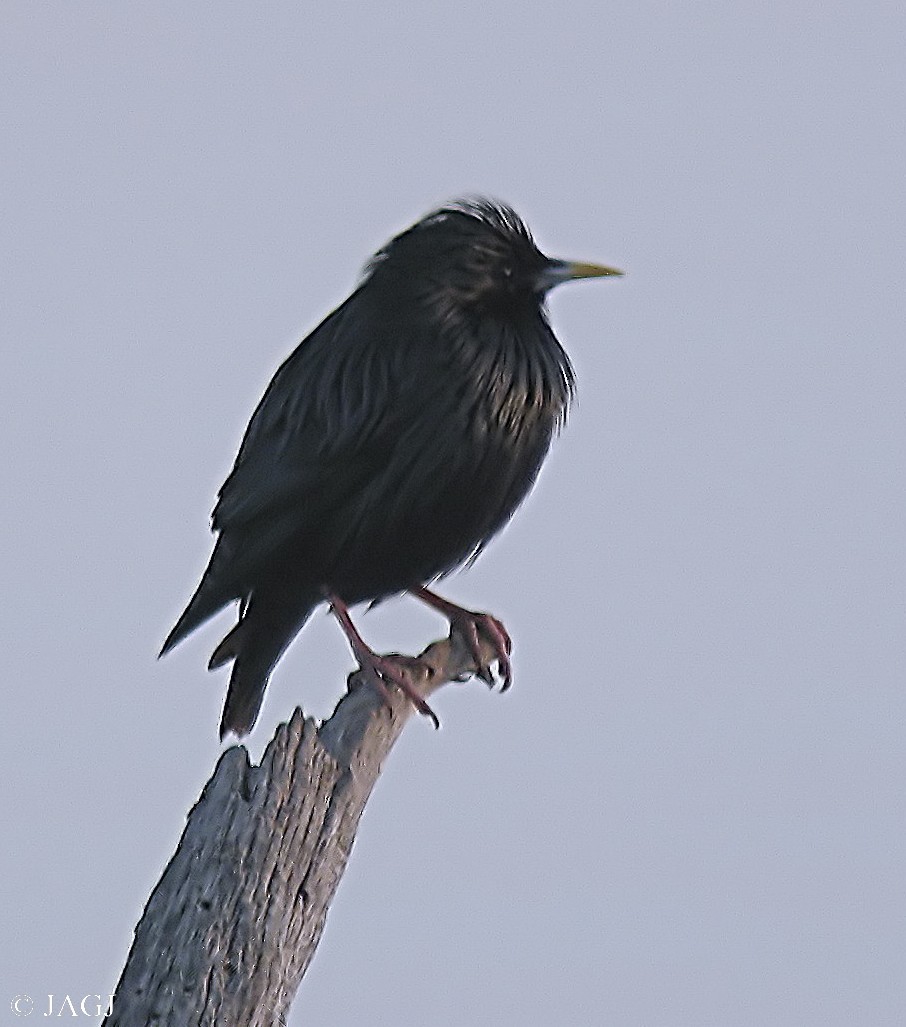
476;665;495;687
363;653;441;729
410;587;512;691
458;611;512;691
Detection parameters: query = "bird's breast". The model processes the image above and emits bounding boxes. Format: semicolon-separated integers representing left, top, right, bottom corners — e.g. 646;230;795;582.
454;314;571;446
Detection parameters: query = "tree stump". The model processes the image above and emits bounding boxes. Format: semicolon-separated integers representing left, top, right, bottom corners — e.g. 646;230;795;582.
104;628;497;1026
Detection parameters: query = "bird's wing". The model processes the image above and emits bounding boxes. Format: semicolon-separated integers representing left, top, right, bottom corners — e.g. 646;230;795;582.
211;294;429;550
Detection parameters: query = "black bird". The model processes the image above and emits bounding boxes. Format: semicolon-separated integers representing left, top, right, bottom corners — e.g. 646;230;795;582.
161;199;622;738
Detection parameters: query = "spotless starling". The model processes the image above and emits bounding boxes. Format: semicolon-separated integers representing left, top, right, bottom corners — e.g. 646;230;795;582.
161;199;622;738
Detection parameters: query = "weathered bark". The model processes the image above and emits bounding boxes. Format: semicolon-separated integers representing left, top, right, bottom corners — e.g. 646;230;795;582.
103;629;495;1027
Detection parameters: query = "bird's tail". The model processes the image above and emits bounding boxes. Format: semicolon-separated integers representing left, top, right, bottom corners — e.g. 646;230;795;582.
215;592;319;740
159;536;239;658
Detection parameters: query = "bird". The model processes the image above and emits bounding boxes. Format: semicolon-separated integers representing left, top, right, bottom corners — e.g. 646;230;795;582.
161;198;622;738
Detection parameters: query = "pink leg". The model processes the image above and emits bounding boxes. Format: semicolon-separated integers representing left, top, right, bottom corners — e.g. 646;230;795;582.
410;586;512;691
326;592;440;728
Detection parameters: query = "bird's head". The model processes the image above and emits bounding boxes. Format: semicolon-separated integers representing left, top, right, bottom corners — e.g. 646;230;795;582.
366;198;622;320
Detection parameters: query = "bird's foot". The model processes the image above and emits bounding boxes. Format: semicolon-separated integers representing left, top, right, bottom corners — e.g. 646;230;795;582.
411;587;513;690
351;650;440;729
326;591;440;727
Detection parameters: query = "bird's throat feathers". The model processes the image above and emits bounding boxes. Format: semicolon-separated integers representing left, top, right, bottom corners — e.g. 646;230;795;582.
444;307;575;439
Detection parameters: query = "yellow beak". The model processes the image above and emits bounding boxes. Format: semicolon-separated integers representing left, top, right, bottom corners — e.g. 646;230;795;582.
536;259;624;291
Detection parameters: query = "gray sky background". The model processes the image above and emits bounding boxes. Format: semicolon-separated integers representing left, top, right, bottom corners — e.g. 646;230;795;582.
3;5;904;1025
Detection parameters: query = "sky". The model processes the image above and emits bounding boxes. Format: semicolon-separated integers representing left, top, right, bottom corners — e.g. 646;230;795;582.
2;4;905;1026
